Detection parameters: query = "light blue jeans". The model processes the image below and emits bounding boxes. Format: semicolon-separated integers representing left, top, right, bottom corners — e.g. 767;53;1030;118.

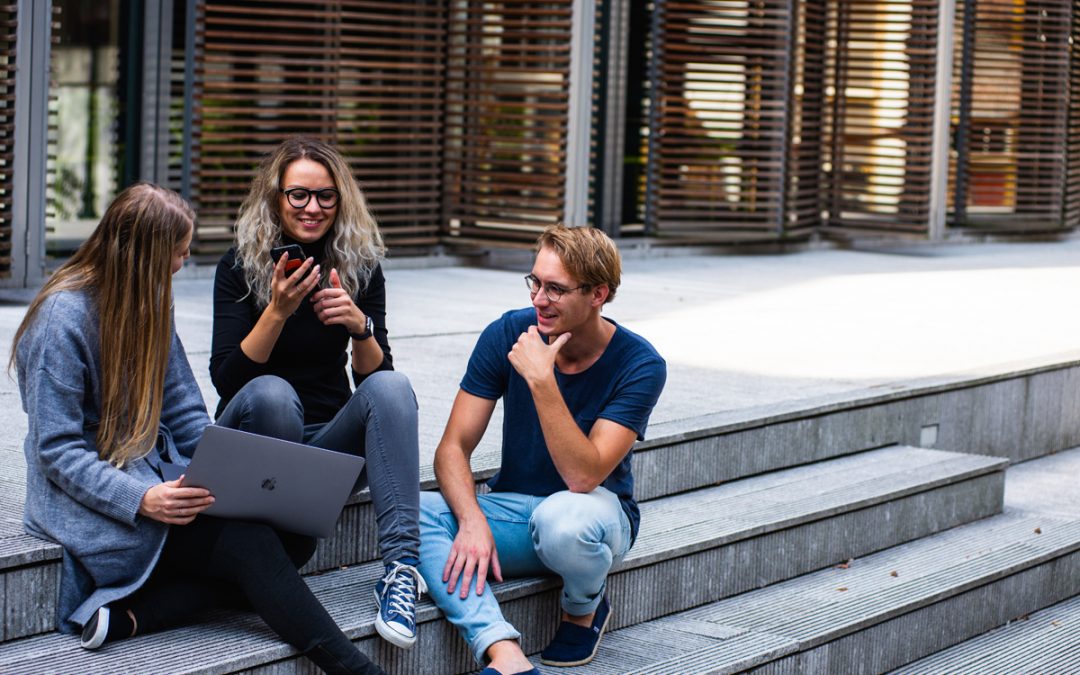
417;487;631;663
217;372;421;565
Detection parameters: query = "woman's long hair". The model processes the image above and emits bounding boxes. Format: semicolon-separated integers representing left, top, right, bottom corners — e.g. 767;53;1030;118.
233;137;384;307
11;183;195;467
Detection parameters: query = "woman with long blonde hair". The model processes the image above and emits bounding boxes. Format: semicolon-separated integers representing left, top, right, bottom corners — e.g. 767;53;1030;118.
15;183;386;674
211;137;423;649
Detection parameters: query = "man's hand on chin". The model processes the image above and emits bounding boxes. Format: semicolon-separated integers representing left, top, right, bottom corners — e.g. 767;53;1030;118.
509;325;571;384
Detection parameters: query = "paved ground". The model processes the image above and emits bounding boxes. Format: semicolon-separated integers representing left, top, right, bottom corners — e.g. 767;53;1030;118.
1;238;1080;471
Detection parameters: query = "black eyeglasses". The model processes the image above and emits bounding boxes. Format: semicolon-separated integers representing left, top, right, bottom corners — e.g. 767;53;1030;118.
524;274;587;303
281;187;340;209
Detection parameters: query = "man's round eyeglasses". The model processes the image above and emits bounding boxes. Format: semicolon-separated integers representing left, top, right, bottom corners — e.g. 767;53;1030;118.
281;187;340;209
524;274;586;303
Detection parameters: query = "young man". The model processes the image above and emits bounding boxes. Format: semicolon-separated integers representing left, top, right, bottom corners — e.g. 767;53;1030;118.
417;225;667;675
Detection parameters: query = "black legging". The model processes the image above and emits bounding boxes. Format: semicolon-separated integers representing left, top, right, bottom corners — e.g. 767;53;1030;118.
122;516;385;675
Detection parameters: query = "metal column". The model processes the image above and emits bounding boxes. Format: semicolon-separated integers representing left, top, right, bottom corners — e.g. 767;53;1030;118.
9;0;51;287
140;0;174;185
928;0;957;241
564;0;596;228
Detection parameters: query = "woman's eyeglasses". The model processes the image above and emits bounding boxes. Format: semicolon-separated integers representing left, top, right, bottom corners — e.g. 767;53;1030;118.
281;187;340;209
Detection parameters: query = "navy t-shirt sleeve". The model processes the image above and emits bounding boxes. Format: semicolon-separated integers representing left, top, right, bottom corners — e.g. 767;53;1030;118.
598;354;667;441
460;313;514;400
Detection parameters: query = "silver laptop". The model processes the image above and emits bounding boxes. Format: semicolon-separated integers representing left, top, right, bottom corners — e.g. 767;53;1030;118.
164;425;365;538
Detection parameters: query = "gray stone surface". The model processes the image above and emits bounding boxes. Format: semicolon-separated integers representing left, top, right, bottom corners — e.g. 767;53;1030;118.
0;445;1005;671
1004;445;1080;519
891;593;1080;674
569;447;1080;675
3;239;1080;466
571;512;1080;675
2;241;1080;669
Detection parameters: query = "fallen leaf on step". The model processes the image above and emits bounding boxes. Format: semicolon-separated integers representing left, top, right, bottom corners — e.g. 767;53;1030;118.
1052;621;1061;627
1034;527;1042;534
890;571;898;577
836;559;853;569
837;587;848;592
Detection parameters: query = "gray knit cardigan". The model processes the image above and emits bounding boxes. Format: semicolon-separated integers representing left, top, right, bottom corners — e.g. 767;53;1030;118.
16;289;210;633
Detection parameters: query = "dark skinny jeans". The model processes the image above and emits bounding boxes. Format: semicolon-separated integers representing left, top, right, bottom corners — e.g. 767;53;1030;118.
122;515;385;675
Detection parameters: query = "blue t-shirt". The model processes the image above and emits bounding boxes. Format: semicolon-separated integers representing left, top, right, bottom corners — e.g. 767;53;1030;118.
461;308;667;543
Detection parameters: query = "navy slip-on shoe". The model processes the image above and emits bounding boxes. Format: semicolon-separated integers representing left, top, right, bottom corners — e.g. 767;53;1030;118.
477;668;540;675
540;595;612;667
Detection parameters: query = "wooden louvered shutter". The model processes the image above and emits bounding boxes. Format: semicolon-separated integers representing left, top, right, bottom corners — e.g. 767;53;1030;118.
951;0;1074;231
643;0;812;240
338;2;446;246
193;0;445;251
1066;1;1080;228
0;4;14;277
442;0;572;246
823;0;940;235
647;0;802;240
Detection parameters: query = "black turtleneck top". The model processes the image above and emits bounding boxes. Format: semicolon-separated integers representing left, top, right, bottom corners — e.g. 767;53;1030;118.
209;236;393;425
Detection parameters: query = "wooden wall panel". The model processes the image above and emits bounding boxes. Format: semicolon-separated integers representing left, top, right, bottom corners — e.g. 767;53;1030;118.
648;0;799;240
1065;1;1080;228
193;0;446;251
950;0;1074;231
823;0;939;235
441;0;572;247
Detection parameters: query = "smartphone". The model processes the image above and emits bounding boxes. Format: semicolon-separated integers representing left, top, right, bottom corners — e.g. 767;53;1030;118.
270;244;305;274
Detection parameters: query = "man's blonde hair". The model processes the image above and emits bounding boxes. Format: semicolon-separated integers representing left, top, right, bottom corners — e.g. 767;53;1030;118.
536;224;621;304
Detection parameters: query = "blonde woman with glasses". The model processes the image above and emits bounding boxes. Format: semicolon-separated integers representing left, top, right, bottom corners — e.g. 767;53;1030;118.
210;137;423;650
14;183;386;674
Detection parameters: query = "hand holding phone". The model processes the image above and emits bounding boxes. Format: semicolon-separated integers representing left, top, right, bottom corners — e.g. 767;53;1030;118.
270;244;305;275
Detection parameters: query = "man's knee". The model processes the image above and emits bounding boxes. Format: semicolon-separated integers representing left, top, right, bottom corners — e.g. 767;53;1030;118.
531;490;612;539
529;489;626;567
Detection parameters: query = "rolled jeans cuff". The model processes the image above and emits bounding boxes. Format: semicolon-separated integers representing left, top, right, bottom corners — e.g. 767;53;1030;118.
471;621;522;664
562;582;607;617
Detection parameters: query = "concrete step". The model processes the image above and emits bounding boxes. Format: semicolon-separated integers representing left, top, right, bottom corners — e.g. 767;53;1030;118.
0;445;1005;672
0;415;1005;645
890;584;1080;673
570;511;1080;675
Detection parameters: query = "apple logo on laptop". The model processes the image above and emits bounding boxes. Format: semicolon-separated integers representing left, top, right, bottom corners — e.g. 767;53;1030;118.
261;478;277;491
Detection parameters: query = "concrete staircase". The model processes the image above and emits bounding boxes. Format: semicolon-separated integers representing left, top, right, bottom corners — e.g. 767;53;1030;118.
2;395;1079;673
890;593;1080;674
565;512;1080;674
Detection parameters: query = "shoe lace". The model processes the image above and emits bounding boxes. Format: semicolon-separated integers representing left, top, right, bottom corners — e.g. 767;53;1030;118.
382;562;428;619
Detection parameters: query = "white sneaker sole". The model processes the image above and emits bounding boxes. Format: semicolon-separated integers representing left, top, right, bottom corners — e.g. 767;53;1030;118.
80;606;110;650
372;588;417;649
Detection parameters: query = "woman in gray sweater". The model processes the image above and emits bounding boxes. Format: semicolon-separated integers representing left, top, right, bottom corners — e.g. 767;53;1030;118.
13;183;385;674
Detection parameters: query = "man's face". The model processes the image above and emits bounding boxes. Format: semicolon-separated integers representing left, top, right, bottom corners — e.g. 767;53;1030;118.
529;246;596;337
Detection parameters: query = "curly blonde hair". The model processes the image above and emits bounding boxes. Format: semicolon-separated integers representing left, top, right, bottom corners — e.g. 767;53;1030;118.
233;137;384;306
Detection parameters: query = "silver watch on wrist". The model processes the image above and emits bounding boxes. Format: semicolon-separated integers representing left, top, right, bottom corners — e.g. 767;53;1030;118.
349;315;374;341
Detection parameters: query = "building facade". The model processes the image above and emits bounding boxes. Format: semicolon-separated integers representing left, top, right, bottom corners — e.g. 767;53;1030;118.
2;0;1079;286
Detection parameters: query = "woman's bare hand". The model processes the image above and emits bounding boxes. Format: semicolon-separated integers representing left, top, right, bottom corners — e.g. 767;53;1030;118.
267;252;321;320
139;477;215;525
